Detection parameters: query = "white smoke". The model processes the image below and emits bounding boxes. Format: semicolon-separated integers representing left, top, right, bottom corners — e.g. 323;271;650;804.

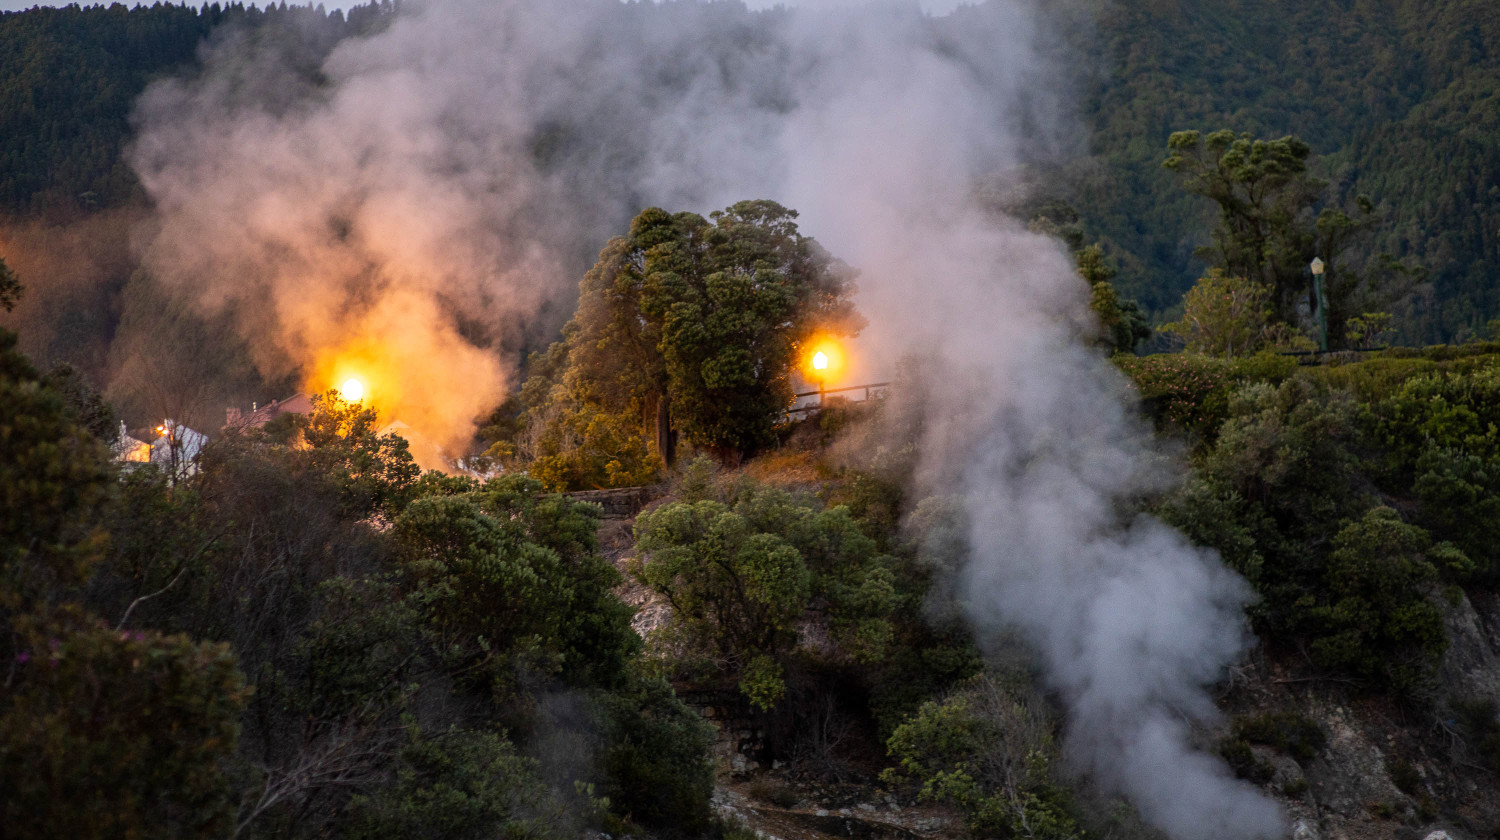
129;0;1283;834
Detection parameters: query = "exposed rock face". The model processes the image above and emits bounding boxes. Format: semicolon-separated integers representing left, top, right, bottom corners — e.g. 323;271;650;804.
1303;702;1407;821
1441;591;1500;706
1216;590;1500;840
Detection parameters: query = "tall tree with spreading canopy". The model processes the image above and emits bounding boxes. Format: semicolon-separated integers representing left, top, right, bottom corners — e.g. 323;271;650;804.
1163;129;1323;323
1164;129;1400;347
523;200;863;486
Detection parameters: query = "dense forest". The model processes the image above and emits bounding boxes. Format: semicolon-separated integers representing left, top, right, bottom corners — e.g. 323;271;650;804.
4;1;1500;839
2;0;1497;344
1067;0;1500;342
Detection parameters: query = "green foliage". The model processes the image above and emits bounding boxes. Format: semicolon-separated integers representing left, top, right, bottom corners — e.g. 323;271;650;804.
1363;366;1500;574
1114;352;1235;435
1156;478;1266;585
0;327;113;615
1386;756;1421;796
633;481;899;709
1216;738;1273;785
41;362;118;442
1307;508;1446;693
522;200;864;483
592;675;718;835
1090;278;1153;355
1345;312;1395;349
1450;697;1500;772
1369;367;1500;468
1071;1;1500;341
0;2;387;216
0;327;715;838
1155;380;1365;661
884;675;1080;839
1232;712;1326;762
1160;270;1313;357
295;391;423;518
1163;130;1322;323
0;619;247;840
520;333;663;491
346;726;567;840
394;475;638;694
1074;240;1151;355
0;255;21;311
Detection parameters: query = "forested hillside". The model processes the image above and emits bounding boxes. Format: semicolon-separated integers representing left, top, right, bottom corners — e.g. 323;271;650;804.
0;1;399;218
1070;0;1500;341
3;4;1500;837
1;0;1496;342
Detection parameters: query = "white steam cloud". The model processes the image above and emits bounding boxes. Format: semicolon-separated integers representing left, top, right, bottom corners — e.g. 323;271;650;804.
129;0;1283;834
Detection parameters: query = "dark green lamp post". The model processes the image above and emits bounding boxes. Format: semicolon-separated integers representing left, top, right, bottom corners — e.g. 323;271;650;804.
1310;257;1328;352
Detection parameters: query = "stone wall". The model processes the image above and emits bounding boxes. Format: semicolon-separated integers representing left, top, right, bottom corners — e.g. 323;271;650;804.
562;485;664;518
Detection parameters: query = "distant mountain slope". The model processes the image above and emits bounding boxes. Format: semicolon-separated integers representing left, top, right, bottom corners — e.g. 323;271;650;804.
1070;0;1500;340
0;1;392;218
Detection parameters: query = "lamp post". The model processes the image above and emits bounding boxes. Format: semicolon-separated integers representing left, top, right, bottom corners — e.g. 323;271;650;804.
812;350;829;406
1310;257;1328;352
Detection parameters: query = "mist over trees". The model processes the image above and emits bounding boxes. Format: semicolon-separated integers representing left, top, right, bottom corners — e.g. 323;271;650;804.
4;1;1500;839
3;0;1499;386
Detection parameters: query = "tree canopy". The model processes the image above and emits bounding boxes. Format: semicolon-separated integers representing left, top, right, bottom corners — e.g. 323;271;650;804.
522;200;864;488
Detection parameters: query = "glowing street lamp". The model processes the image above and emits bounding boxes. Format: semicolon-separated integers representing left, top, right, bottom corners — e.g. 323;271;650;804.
810;349;831;405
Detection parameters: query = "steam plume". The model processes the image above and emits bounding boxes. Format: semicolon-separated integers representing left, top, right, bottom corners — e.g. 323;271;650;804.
129;1;1283;833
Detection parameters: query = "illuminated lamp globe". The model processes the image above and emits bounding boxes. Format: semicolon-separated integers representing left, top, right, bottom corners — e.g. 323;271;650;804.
340;378;366;403
812;351;829;371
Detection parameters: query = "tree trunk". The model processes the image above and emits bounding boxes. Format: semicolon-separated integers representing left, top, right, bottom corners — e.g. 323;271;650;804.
654;394;675;467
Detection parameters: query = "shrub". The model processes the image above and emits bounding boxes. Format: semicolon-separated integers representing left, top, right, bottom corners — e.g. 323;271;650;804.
884;675;1079;839
1450;697;1500;771
593;676;717;835
346;727;567;840
1217;738;1273;784
1232;712;1326;762
1307;508;1446;694
1114;352;1235;436
0;620;247;840
394;476;639;693
633;481;899;709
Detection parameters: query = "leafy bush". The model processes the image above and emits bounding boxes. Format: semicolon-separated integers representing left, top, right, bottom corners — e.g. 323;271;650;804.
1411;446;1498;577
592;676;718;835
1306;508;1447;694
884;674;1079;839
1216;738;1273;785
0;328;113;616
394;475;638;694
1166;379;1361;633
633;481;899;709
1450;697;1500;772
1232;712;1326;762
346;727;567;840
0;620;247;840
1369;367;1500;470
1115;352;1235;436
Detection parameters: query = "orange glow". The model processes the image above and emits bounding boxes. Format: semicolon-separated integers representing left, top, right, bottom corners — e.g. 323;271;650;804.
310;341;398;420
803;336;845;380
340;377;366;403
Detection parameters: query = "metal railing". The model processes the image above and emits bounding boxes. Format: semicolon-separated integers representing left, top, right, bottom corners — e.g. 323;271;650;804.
786;381;891;414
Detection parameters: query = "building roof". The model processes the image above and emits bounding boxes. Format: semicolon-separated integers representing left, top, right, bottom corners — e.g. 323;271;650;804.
225;393;315;430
